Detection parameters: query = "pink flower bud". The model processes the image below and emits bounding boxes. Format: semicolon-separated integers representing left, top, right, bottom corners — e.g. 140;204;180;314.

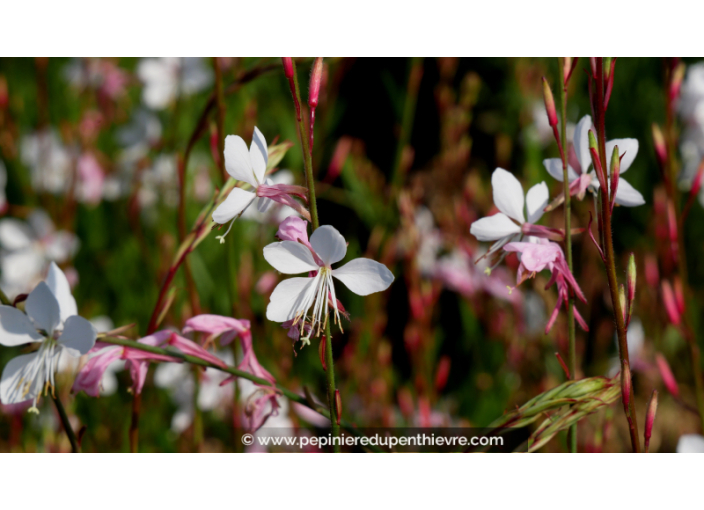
627;254;636;305
652;123;667;170
541;77;558;128
281;57;294;79
0;76;7;109
308;57;324;109
644;254;659;289
319;335;327;372
670;63;685;103
619;284;627;324
434;356;451;392
674;276;685;315
662;280;681;326
621;360;632;416
655;353;680;398
334;389;342;426
644;390;658;453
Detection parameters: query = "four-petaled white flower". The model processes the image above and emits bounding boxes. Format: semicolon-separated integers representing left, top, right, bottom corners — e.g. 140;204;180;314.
212;127;309;243
469;168;549;260
264;225;394;344
0;262;96;411
542;115;645;207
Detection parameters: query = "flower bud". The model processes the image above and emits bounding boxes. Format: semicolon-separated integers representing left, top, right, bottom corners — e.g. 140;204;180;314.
690;160;704;198
670;62;686;102
645;254;659;289
619;284;627;324
542;77;558;127
562;57;572;85
0;76;8;109
588;130;607;190
644;390;659;453
621;360;632;416
651;123;667;170
662;280;681;326
281;58;294;79
434;356;451;392
308;57;324;109
319;335;327;371
655;353;680;398
590;57;597;77
627;253;636;304
674;276;685;314
334;389;342;426
610;144;620;209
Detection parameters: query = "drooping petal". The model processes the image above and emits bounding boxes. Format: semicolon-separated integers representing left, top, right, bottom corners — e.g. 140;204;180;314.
276;216;310;245
525;182;549;224
613;178;646;207
263;241;319;274
45;262;78;323
0;352;42;404
183;314;250;343
25;282;60;334
491;168;525;223
606;138;639;174
224;135;257;186
212;188;256;224
470;213;521;241
266;277;318;322
250;126;268;185
573;115;593;172
58;315;97;356
542;158;578;182
332;258;395;296
0;306;43;346
72;346;123;397
310;225;347;266
166;333;226;368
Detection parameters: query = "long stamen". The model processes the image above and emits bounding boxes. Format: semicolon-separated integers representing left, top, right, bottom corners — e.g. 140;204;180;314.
215;216;237;244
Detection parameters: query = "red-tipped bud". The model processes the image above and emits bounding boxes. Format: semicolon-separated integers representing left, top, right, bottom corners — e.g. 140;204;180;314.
588;130;607;191
590;57;597;77
651;123;667;171
644;390;659;453
0;76;7;109
670;63;686;103
618;284;627;324
604;58;613;80
334;389;342;426
308;57;324;109
621;360;632;416
434;356;451;392
610;144;621;209
563;57;577;85
644;254;660;288
319;335;327;372
673;276;685;315
281;58;294;79
655;353;680;398
627;253;636;308
542;77;558;128
662;280;681;326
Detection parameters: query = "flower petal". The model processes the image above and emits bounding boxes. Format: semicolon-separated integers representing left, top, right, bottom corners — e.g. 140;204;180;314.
212;188;256;224
492;168;525;223
0;352;41;404
25;282;60;334
0;219;33;251
310;225;347;266
573;115;593;172
266;276;318;322
470;213;521;241
58;315;97;356
542;158;578;182
250;126;268;185
526;182;549;224
606;138;638;174
677;434;704;453
263;241;319;274
0;305;43;346
614;178;645;207
45;262;78;323
224;135;257;186
332;258;395;296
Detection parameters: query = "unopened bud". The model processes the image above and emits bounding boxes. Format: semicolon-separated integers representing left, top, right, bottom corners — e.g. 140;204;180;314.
588;130;606;191
670;62;686;102
619;284;627;324
644;390;659;453
644;254;659;288
308;57;324;109
655;353;680;398
651;123;667;170
590;57;597;77
434;356;451;392
0;76;7;109
319;335;327;371
281;58;294;79
662;280;681;326
563;58;572;84
542;77;558;127
604;58;613;80
334;389;342;426
627;253;636;307
673;276;685;315
621;360;632;416
690;160;704;200
610;144;621;208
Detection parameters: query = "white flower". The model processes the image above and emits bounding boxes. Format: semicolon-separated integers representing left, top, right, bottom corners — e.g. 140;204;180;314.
0;210;79;298
20;130;73;195
0;262;96;410
213;128;308;243
677;434;704;453
137;58;212;110
542;115;645;207
241;169;299;224
264;225;394;343
469;168;549;259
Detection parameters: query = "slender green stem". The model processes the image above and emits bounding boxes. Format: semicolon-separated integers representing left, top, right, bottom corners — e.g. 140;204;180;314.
558;59;578;453
288;59;340;451
52;394;80;453
594;58;641;452
391;57;423;192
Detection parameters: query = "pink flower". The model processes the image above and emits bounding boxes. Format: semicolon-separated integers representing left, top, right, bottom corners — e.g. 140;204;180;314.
503;240;588;334
77;152;105;205
243;387;281;432
183;314;250;346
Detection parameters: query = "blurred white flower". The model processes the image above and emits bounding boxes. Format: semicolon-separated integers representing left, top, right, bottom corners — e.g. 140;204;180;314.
0;210;79;299
137;58;212;110
677;433;704;453
21;130;73;195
